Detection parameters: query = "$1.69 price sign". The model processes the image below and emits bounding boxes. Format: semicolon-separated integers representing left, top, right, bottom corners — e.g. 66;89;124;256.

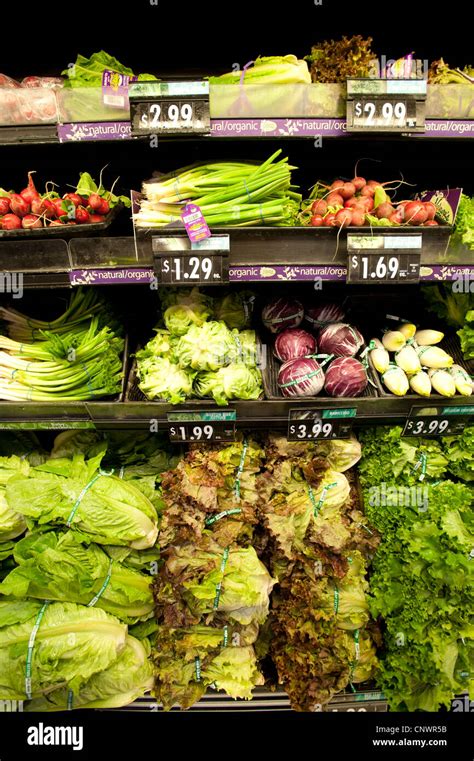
347;235;421;285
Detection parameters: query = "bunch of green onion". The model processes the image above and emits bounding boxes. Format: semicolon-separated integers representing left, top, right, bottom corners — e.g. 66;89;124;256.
0;290;124;401
134;150;301;228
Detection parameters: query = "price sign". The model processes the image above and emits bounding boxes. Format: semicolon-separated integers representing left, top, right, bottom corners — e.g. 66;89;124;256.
287;408;355;441
402;405;473;438
346;79;426;133
153;234;229;285
167;410;236;443
129;81;210;136
347;235;421;285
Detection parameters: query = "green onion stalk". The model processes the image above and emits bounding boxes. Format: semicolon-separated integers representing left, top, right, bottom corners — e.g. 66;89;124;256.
134;150;302;228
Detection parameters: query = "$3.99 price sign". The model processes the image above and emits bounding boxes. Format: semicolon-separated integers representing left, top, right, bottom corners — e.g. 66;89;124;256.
287;409;354;441
403;418;450;436
288;420;335;439
402;407;470;438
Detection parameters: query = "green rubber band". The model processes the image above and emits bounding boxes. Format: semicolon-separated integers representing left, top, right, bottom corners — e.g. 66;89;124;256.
66;469;114;527
25;601;50;699
87;559;113;607
223;625;229;647
334;587;339;614
213;547;230;610
67;690;74;710
279;369;323;389
233;439;248;500
205;508;242;526
194;656;201;682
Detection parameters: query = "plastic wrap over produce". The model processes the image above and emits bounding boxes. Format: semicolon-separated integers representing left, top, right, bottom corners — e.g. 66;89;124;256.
0;75;62;125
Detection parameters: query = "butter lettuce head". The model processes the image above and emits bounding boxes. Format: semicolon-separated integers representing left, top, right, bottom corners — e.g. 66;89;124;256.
162;288;213;336
137;356;195;403
0;600;127;700
176;321;237;372
25;636;153;711
194;363;262;406
0;531;154;624
214;291;255;330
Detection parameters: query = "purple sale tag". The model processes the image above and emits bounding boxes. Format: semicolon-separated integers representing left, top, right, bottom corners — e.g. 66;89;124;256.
181;203;211;242
102;71;137;110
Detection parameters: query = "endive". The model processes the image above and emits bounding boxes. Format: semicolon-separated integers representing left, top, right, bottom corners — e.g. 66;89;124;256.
382;331;406;352
409;371;432;397
428;369;456;397
395;345;421;375
381;364;409;396
417;346;453;369
449;365;473;396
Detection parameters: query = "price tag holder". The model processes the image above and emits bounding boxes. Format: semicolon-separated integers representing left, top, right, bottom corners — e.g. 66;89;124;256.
402;405;473;438
153;234;230;285
167;410;236;443
129;80;210;136
287;408;356;441
347;234;421;284
346;79;426;132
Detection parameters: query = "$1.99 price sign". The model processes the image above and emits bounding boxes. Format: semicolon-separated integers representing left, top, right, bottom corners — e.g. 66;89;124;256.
168;411;236;443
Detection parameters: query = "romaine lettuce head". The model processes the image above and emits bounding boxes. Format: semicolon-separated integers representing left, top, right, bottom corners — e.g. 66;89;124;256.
6;455;158;550
214;291;255;330
0;600;127;700
162;288;213;336
25;635;153;711
176;321;237;372
137;356;195;403
194;363;262;406
0;531;154;624
50;431;105;460
0;488;26;542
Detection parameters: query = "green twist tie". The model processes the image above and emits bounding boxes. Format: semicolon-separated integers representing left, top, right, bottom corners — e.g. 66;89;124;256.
334;587;339;614
412;452;427;481
66;468;114;527
205;508;242;527
87;559;113;607
67;690;74;711
223;625;229;647
25;601;50;699
194;656;201;682
213;547;230;610
348;629;360;693
311;482;338;516
233;440;248;500
279;369;323;389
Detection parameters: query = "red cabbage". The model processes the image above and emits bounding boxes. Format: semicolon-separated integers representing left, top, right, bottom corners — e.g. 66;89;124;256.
305;302;345;329
274;328;317;363
262;298;304;334
278;357;325;397
324;357;368;397
318;323;364;357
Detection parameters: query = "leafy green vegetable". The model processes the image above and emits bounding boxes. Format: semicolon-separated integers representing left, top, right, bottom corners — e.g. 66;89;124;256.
176;321;237;372
26;636;153;711
210;55;310;85
451;193;474;250
136;356;195;404
0;600;127;700
6;452;158;549
62;51;157;87
162;288;213;336
75;171;131;210
214;291;255;330
0;531;154;624
422;283;473;328
194;363;262;406
443;426;474;482
458;310;474;359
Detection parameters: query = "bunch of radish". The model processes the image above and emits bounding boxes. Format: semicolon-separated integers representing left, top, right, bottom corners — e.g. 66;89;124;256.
0;172;113;231
301;175;442;228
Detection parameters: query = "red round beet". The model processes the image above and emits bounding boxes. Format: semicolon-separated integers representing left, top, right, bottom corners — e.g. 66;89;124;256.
323;213;337;227
311;199;328;215
1;213;22;230
0;198;10;215
326;192;344;208
351;209;366;227
360;196;374;212
376;202;395;220
390;210;404;224
10;194;30;218
53;198;67;218
345;197;362;209
22;214;43;229
88;193;103;211
97;198;110;215
330;180;344;190
89;214;105;224
75;206;91;224
367;180;382;188
20;172;39;204
335;209;353;227
423;201;436;220
310;214;324;227
63;193;83;207
404;201;428;225
352;176;366;191
340;182;356;200
360;185;375;198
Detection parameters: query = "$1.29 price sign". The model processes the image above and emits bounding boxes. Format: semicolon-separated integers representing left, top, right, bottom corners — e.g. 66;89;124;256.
159;254;226;284
169;422;236;443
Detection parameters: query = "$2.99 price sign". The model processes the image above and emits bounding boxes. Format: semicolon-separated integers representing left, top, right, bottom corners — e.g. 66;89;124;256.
169;422;236;443
353;100;409;129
